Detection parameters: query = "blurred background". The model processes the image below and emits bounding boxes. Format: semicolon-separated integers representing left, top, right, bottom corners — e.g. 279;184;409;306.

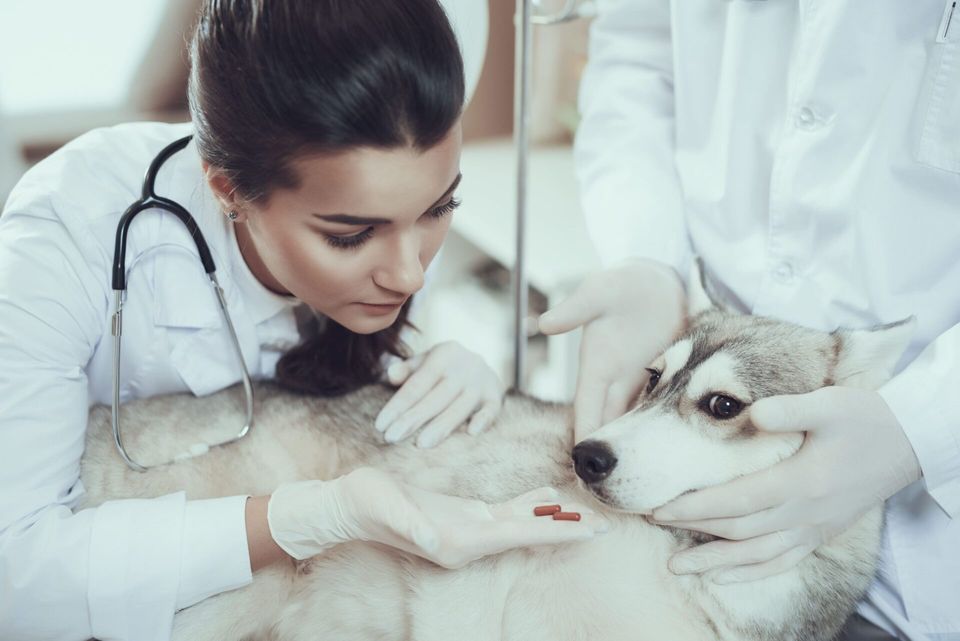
0;0;600;401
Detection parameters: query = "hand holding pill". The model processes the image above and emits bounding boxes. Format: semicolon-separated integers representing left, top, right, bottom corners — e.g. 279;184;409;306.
269;469;608;569
394;485;610;569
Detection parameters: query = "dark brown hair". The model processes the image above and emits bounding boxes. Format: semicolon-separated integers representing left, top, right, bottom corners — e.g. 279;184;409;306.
188;0;465;395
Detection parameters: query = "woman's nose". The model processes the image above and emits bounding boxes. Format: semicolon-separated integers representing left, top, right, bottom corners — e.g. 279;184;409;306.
374;236;425;295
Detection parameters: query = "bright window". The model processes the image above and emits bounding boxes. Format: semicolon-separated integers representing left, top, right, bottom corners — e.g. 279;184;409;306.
0;0;168;115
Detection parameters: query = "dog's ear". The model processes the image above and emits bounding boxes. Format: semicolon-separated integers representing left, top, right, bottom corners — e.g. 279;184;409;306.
687;257;734;316
832;317;917;389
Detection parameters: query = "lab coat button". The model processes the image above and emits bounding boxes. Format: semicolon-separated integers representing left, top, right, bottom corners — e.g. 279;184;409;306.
797;107;818;129
773;262;794;283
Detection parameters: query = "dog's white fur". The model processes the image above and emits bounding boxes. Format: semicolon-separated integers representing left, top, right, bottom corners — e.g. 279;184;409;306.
77;266;913;641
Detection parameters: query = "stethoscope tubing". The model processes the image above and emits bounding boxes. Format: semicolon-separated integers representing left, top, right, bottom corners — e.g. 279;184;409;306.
110;135;255;472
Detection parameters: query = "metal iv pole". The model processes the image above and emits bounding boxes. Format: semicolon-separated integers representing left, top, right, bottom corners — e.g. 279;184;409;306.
511;0;597;392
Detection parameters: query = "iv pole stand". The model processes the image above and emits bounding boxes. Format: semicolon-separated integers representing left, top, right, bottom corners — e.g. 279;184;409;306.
512;0;595;392
512;0;533;392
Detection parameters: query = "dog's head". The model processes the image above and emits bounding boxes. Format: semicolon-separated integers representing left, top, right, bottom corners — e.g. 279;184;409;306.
572;261;915;513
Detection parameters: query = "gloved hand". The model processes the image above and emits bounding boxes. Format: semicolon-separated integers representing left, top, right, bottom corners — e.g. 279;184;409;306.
375;341;505;449
538;259;686;441
268;467;607;569
652;386;921;583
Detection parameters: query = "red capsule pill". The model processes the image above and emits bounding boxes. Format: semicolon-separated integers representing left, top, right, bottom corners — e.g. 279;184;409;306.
552;512;581;521
534;504;562;516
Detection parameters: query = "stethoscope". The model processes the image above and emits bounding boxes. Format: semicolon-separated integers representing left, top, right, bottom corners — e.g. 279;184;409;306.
110;134;255;472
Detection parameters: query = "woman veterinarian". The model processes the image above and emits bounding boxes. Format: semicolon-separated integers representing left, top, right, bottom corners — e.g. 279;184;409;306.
0;2;606;639
541;1;960;640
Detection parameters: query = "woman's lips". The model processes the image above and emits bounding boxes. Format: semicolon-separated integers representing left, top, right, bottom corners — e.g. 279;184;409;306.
354;300;405;315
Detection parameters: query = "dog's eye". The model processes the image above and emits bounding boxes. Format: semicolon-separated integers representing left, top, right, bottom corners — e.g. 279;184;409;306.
707;394;743;419
645;368;661;393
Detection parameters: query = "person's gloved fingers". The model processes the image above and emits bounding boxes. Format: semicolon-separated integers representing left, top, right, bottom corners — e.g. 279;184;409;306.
668;530;805;575
708;543;817;584
376;354;440;431
475;518;597;556
653;505;785;541
653;462;794;521
601;378;642;425
489;494;597;519
383;378;459;443
466;402;499;436
477;514;605;555
495;486;560;507
573;371;610;441
537;283;606;336
384;353;427;388
750;390;828;434
415;391;480;449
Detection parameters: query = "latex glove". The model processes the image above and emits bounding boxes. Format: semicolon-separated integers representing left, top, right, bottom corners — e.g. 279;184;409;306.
539;259;686;441
375;341;505;449
652;386;921;584
268;467;607;569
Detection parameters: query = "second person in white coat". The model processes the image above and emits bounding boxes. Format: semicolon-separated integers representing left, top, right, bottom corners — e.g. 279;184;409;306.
542;1;960;640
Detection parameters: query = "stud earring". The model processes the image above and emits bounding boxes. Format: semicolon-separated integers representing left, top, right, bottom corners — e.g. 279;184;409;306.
227;210;239;221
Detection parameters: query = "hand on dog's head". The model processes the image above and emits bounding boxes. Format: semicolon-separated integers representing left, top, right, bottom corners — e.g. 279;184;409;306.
572;258;915;513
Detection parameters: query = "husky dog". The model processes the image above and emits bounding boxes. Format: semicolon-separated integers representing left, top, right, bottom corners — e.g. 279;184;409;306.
78;267;913;641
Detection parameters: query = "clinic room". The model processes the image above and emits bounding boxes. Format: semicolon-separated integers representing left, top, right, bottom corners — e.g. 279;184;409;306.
0;1;956;640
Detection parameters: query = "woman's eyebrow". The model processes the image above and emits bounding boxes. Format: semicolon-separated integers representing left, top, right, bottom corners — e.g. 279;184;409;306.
313;172;462;226
431;172;462;207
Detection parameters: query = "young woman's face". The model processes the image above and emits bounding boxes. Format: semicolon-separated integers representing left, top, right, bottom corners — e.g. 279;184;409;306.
229;124;462;334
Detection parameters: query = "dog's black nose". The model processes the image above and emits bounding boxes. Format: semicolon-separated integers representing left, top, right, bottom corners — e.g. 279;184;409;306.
572;440;618;484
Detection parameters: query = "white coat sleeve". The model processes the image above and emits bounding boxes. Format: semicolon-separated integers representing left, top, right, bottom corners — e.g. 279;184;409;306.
879;321;960;518
0;213;252;641
574;0;691;273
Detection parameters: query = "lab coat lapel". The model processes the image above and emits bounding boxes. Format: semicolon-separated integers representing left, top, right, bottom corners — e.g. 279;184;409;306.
149;139;261;396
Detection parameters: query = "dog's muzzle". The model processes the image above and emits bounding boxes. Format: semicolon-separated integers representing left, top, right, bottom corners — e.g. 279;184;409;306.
572;440;618;484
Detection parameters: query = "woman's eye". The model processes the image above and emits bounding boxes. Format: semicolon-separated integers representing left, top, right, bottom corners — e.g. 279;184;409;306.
707;394;743;419
321;198;460;250
429;197;461;219
645;368;661;393
324;227;375;250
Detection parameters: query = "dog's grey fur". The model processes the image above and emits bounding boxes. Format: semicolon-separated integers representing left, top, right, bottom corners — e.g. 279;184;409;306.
77;268;911;641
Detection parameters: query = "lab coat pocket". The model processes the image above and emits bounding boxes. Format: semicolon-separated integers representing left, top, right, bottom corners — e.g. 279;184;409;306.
914;4;960;173
168;326;257;397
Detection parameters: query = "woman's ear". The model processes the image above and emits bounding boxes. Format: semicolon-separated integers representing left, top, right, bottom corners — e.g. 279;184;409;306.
202;161;249;222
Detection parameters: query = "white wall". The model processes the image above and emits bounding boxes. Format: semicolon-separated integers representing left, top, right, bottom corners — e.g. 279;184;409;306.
0;96;26;208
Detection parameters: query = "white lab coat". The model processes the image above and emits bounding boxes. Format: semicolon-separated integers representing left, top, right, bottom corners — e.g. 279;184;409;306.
576;1;960;639
0;121;304;640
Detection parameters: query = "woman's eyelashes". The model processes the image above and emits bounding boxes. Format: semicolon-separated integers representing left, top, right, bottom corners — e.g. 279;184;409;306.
430;197;461;218
322;197;461;250
324;227;375;249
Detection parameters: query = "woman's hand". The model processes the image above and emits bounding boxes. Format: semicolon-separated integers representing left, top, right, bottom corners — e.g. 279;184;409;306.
268;468;608;569
375;341;505;448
